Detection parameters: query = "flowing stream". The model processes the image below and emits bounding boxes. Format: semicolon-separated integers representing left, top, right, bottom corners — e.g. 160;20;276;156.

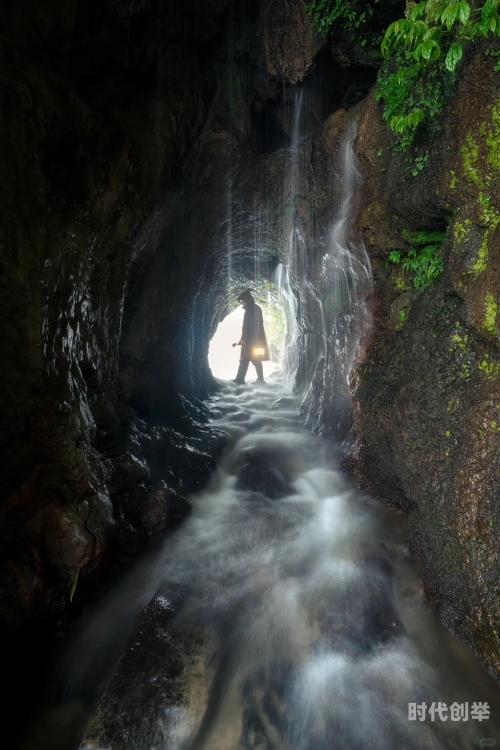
36;378;500;750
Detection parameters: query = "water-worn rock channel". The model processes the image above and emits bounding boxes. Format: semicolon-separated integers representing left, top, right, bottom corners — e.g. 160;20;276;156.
36;378;500;750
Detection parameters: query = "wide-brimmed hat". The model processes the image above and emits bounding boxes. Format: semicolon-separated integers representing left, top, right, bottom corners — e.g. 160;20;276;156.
237;289;254;304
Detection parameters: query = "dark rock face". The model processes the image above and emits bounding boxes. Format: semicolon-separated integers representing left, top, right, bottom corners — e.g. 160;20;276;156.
0;0;228;627
343;41;500;677
260;0;324;83
81;591;195;750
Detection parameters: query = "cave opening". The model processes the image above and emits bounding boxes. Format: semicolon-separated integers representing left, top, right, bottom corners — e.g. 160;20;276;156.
208;286;288;382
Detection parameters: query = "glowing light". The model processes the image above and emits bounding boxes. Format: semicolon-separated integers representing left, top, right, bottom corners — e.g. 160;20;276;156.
253;347;265;357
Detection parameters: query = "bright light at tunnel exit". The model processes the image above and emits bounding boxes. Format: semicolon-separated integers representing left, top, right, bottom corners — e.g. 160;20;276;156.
208;303;286;381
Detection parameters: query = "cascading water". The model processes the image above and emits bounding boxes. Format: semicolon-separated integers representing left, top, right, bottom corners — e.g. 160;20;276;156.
302;117;373;437
34;383;500;750
275;89;309;388
276;262;299;384
320;116;372;355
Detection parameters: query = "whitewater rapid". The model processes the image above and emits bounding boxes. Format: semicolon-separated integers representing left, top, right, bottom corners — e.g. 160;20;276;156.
70;377;500;749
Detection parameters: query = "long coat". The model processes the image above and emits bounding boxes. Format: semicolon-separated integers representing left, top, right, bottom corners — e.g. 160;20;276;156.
240;303;270;361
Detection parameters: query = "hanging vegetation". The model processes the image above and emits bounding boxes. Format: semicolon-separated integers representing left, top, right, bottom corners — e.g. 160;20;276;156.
307;0;500;148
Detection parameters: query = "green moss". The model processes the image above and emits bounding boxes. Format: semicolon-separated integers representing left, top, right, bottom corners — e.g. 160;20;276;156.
396;307;408;328
453;217;471;244
460;362;471;379
486;100;500;173
451;332;468;351
472;232;489;276
394;273;408;291
478;194;500;229
461;120;500;230
478;355;500;377
483;292;498;335
449;170;458;190
462;133;481;189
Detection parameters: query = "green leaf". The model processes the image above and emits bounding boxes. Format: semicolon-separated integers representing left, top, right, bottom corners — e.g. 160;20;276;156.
388;19;401;36
381;24;397;57
411;20;430;42
482;0;498;21
457;1;471;24
405;108;425;128
480;17;492;34
389;250;402;262
421;38;440;61
413;42;424;60
409;1;427;21
423;26;438;41
469;21;482;37
390;115;404;132
382;18;414;56
441;3;460;30
445;43;463;72
70;568;80;603
440;6;453;30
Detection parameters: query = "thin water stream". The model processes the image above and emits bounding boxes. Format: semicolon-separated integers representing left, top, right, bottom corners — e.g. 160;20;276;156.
37;378;500;750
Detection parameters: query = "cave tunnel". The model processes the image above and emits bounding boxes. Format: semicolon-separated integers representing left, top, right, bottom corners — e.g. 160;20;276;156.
4;0;500;747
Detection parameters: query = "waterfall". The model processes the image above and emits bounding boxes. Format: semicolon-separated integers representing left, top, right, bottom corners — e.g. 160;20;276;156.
322;117;372;329
274;103;371;408
276;261;299;384
275;90;306;386
303;117;373;437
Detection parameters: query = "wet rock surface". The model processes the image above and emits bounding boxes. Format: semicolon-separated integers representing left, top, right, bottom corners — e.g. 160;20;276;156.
259;0;324;83
0;0;234;634
345;40;500;677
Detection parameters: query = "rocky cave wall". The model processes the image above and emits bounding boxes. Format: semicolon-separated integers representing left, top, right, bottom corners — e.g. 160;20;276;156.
346;40;500;678
0;0;238;626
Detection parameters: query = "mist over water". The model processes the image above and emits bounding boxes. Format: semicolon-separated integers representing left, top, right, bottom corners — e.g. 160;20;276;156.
55;378;500;750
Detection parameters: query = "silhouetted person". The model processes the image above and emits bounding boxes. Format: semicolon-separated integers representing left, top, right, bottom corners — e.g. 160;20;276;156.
233;290;269;384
